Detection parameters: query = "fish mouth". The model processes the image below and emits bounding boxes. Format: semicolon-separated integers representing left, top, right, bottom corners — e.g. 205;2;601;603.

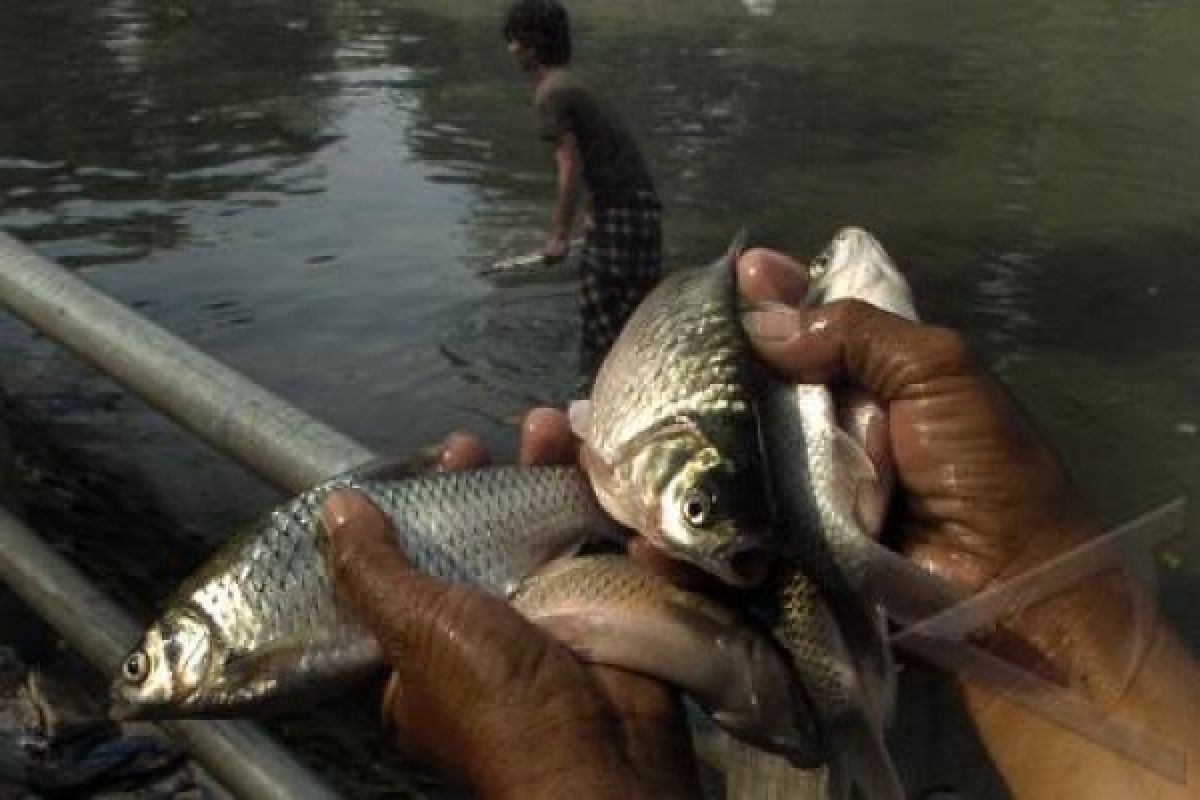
658;536;774;588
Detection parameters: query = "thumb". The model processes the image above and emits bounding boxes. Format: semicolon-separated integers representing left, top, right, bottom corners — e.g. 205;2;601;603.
319;489;459;663
742;298;974;403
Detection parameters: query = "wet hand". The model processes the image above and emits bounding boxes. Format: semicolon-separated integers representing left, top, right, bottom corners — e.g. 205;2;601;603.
736;248;1092;592
319;410;699;800
543;234;569;263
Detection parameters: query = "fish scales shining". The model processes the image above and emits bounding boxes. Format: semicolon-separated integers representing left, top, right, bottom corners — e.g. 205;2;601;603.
578;241;773;585
591;274;753;455
112;466;610;719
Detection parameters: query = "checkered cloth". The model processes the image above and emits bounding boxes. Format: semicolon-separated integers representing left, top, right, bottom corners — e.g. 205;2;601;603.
579;190;662;382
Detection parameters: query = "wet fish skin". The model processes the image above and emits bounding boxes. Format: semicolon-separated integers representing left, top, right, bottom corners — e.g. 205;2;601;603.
769;228;964;627
511;554;822;767
578;238;773;586
110;465;614;720
756;227;921;800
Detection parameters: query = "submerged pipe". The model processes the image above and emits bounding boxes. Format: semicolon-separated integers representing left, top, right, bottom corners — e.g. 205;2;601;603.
0;506;340;799
0;233;376;796
0;232;373;490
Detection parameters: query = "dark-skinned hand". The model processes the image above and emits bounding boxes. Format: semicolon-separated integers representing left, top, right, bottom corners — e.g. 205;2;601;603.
319;409;699;800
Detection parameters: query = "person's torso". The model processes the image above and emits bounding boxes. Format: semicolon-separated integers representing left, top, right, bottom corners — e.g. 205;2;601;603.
535;70;658;209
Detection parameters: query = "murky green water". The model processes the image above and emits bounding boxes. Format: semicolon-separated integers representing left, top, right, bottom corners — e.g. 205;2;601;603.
1;0;1198;796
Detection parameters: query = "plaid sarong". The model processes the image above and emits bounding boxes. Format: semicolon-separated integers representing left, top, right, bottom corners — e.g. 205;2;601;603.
579;190;662;383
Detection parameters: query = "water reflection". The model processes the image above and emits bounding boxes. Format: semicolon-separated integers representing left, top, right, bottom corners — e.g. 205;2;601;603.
0;0;340;266
1;1;1199;795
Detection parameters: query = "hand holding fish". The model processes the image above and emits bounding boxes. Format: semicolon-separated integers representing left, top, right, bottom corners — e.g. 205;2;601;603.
737;247;1200;799
739;246;1088;593
319;411;702;800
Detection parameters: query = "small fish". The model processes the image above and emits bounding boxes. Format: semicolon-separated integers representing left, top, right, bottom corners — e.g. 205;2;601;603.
571;237;774;586
752;227;924;800
763;228;976;628
511;554;821;766
110;464;616;720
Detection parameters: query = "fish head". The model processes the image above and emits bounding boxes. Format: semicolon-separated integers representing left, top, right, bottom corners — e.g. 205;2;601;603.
110;607;213;720
655;443;774;587
809;226;917;320
586;418;774;587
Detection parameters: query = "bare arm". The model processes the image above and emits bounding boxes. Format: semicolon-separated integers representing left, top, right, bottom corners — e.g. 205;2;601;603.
734;248;1200;799
962;533;1200;800
546;131;582;258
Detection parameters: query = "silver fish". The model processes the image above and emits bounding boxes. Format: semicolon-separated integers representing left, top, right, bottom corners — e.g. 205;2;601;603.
766;228;963;628
511;554;821;766
110;464;615;719
572;238;774;586
750;227;923;800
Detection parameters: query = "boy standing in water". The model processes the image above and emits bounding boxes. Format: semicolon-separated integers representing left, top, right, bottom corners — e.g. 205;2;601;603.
503;0;663;387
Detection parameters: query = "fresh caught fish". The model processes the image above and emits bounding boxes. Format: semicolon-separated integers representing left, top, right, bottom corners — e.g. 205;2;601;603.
511;554;821;766
110;464;615;720
571;237;774;586
747;227;923;800
752;227;1185;795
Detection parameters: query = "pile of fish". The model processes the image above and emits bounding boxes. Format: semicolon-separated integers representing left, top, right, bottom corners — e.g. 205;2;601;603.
109;228;1179;799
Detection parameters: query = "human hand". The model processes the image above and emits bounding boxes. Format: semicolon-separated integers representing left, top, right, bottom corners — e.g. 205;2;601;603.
736;247;1094;592
543;233;568;263
736;249;1200;798
319;410;699;800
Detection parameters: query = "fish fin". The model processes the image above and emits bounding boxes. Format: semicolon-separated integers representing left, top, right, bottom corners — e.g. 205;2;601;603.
727;227;751;261
885;499;1189;782
892;497;1185;644
830;427;884;535
856;536;969;628
899;634;1188;784
721;734;830;800
825;712;905;800
567;399;593;440
220;643;315;688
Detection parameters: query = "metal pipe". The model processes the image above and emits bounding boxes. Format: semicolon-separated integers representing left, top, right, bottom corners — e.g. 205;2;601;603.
0;232;373;490
0;234;375;795
0;505;340;799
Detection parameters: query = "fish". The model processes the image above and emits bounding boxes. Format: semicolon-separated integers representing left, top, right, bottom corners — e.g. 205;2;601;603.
562;230;911;796
570;236;774;586
746;227;924;800
762;227;979;628
510;554;821;766
751;227;1186;795
110;464;617;720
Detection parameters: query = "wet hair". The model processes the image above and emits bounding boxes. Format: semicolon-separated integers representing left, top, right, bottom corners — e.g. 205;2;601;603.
503;0;572;67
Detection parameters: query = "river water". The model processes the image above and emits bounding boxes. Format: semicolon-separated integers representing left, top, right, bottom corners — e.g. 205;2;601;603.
1;0;1197;796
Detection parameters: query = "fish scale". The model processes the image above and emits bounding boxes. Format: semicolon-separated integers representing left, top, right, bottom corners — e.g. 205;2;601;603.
578;241;772;585
112;466;613;718
588;262;756;462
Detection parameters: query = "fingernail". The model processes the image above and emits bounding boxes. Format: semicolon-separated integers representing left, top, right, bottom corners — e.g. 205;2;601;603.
738;248;810;304
436;432;481;471
319;490;356;541
741;306;803;342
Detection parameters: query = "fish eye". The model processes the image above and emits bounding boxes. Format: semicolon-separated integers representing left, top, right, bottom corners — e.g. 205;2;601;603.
682;486;716;527
123;652;150;684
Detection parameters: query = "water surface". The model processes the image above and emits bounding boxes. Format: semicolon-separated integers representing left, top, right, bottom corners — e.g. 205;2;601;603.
1;0;1198;796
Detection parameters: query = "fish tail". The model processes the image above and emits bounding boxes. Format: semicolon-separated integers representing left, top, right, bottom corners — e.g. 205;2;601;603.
827;713;905;800
721;734;829;800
